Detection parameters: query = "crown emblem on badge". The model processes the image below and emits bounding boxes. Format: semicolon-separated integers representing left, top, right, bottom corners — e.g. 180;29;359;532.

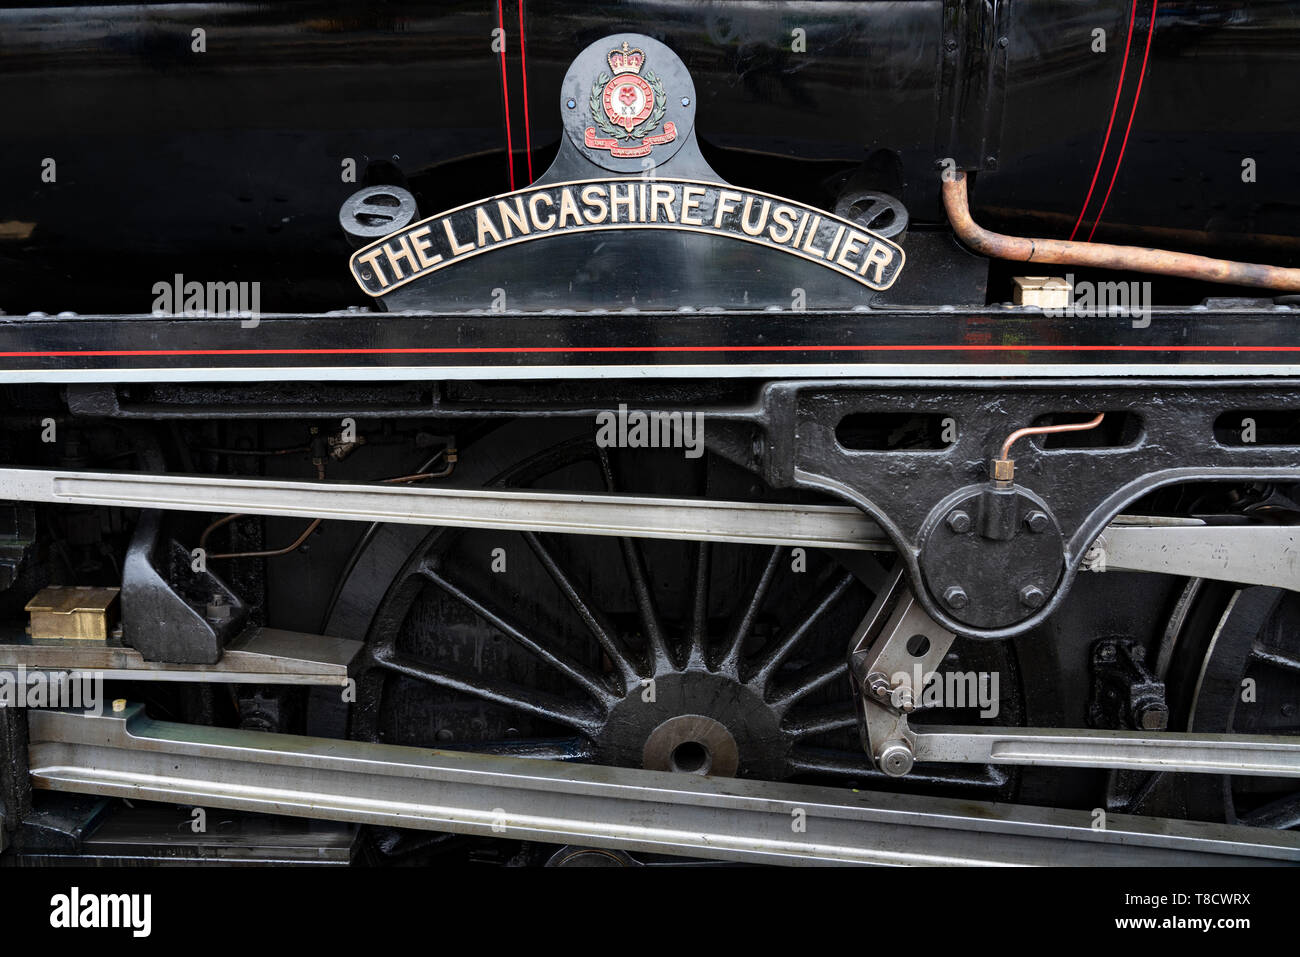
586;39;677;157
607;41;645;75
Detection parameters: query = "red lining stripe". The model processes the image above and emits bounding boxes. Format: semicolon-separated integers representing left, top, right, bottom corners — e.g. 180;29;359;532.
517;0;534;183
1087;0;1159;242
496;0;516;191
1069;0;1137;241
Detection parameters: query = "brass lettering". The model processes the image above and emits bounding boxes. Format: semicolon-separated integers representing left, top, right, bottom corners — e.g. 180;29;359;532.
714;189;743;228
610;183;635;223
382;235;419;279
740;196;770;236
356;248;388;287
768;205;798;244
860;241;896;283
836;232;864;269
408;226;442;269
581;185;609;223
650;184;676;222
680;186;706;225
442;219;474;256
791;212;810;249
475;207;503;246
497;197;531;239
825;225;846;261
528;193;556;230
800;216;825;256
558;188;584;228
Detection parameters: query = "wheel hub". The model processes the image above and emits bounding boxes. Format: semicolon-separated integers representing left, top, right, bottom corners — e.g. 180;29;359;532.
598;669;788;780
643;715;739;776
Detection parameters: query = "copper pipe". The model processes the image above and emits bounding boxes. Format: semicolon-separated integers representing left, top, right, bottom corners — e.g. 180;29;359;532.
201;449;456;560
199;512;242;551
210;518;322;560
999;412;1106;461
977;205;1300;256
943;171;1300;293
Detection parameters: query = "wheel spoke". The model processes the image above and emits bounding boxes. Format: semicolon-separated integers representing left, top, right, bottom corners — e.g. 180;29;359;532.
596;446;675;671
372;649;604;736
767;656;848;713
1238;791;1300;829
748;570;855;689
781;704;859;739
417;563;618;708
686;539;711;667
714;545;785;675
617;536;676;671
522;530;642;685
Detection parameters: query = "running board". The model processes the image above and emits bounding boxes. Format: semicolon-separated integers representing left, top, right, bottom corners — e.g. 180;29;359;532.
26;706;1300;866
0;467;1296;589
0;467;889;551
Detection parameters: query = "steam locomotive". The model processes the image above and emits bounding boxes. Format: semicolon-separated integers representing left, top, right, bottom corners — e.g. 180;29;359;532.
0;0;1297;868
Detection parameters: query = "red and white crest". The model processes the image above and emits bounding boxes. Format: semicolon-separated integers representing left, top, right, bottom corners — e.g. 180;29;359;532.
585;41;677;158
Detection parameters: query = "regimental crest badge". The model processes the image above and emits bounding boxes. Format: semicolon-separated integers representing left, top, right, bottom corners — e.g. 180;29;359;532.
585;41;677;158
341;32;908;310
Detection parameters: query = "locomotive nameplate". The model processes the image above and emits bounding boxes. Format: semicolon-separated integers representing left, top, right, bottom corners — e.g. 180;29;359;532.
340;33;908;311
349;178;905;296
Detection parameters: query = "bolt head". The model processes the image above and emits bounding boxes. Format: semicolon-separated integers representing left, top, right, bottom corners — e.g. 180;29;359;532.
867;672;890;697
878;744;914;777
1018;585;1046;609
1024;510;1050;533
943;585;969;610
945;509;972;534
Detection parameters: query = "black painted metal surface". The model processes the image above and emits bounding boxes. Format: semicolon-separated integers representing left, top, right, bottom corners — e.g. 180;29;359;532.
743;379;1300;639
0;306;1296;377
2;1;1299;314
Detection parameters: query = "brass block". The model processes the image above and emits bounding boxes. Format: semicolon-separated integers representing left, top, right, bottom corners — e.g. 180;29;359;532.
25;585;121;641
1012;275;1071;309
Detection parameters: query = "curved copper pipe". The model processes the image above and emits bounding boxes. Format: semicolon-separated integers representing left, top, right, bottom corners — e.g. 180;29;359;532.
943;171;1300;293
200;450;457;560
1000;412;1106;462
210;518;321;560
